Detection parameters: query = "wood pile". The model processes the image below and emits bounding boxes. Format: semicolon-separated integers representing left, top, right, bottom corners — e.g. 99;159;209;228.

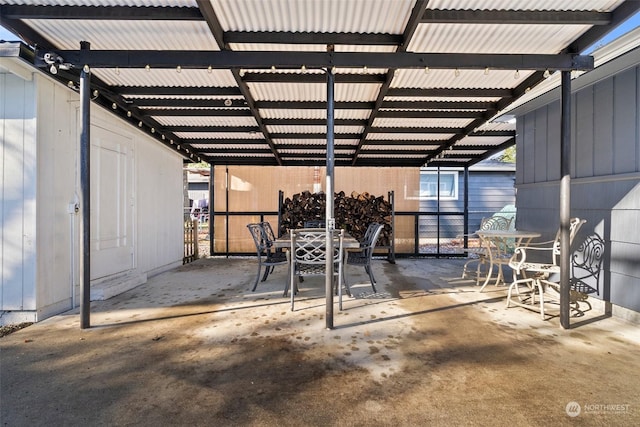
280;190;393;247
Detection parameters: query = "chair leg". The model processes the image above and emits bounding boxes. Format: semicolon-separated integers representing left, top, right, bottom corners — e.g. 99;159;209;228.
533;279;545;319
365;265;377;293
252;259;263;291
290;270;296;311
261;265;271;282
341;268;352;298
338;274;343;311
506;278;534;308
462;258;478;279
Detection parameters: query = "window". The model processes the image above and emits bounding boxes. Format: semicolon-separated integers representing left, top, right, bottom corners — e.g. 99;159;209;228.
420;170;458;200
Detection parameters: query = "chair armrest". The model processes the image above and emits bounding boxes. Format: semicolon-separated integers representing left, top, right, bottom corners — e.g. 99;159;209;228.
509;245;555;272
523;239;555;247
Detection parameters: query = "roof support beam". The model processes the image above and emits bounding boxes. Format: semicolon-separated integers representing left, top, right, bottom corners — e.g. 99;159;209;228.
1;5;204;20
386;87;513;98
263;118;366;126
144;108;253;117
241;72;386;83
421;10;611;25
41;50;595;71
376;110;484;119
226;31;402;45
271;133;361;139
113;86;242;96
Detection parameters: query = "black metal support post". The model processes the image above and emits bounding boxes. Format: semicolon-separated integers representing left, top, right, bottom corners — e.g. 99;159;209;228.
463;167;469;248
209;163;214;256
225;165;230;257
79;41;91;329
560;70;572;329
325;63;336;330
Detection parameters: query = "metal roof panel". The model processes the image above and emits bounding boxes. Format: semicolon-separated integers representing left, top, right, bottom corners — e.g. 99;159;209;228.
26;19;220;50
212;0;414;33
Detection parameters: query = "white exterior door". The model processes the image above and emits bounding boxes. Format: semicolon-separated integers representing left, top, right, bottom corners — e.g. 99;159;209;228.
90;124;135;280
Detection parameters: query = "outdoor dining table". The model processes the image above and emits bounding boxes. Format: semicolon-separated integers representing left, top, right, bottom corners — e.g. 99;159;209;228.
273;230;361;250
475;229;541;291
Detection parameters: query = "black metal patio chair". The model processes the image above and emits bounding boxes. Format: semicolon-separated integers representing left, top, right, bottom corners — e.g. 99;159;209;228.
247;222;288;292
344;222;384;293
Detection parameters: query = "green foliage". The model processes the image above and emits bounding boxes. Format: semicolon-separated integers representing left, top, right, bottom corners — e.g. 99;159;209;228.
188;161;210;169
498;145;516;163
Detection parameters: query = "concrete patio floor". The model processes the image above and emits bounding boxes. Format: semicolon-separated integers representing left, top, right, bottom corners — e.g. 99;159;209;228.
1;256;639;426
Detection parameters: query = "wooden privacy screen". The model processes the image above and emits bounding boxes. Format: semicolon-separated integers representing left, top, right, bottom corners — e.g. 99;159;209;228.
212;166;420;254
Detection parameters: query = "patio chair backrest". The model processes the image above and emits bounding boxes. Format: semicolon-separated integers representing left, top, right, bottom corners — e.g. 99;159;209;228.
550;217;587;265
361;223;384;256
247;223;269;255
291;228;344;271
479;215;512;232
479;215;514;252
571;233;605;296
260;221;278;246
362;222;382;246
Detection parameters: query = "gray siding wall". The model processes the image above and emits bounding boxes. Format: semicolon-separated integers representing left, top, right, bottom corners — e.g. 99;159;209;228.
515;59;640;314
420;169;516;237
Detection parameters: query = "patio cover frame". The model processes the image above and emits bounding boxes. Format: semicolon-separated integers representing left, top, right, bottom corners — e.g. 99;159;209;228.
3;0;639;329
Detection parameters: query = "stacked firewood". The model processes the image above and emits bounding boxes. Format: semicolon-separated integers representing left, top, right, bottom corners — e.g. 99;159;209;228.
280;190;393;246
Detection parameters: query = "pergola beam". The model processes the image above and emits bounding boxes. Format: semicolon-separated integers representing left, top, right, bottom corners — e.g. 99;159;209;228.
5;6;612;32
0;5;204;20
39;49;595;71
421;9;611;25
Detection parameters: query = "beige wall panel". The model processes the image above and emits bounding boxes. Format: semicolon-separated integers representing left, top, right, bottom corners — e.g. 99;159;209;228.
213;165;419;253
213;216;227;253
393;215;416;253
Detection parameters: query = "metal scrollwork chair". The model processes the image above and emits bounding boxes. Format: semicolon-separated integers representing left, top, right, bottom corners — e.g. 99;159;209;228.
507;218;586;319
247;222;288;292
344;222;384;294
461;215;513;286
289;228;345;311
549;232;605;316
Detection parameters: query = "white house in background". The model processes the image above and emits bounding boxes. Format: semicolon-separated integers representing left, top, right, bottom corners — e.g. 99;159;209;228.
1;48;184;325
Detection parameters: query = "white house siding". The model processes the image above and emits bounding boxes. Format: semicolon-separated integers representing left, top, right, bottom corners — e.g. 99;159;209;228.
1;62;184;325
514;48;640;319
1;70;37;323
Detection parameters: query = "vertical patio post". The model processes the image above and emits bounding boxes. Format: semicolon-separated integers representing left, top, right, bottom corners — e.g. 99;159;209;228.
559;70;572;329
325;62;336;330
79;41;91;329
209;163;214;256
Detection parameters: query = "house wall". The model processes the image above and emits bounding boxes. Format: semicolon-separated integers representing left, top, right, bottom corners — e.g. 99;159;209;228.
1;62;183;325
1;67;37;323
514;48;640;318
419;168;516;238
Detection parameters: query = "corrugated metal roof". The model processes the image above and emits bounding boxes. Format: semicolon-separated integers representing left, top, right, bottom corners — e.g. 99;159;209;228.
26;20;220;50
427;0;623;11
212;0;414;33
409;24;589;54
1;0;636;167
248;82;381;102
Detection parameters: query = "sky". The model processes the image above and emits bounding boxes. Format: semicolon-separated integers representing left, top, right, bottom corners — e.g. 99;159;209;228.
1;10;639;51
